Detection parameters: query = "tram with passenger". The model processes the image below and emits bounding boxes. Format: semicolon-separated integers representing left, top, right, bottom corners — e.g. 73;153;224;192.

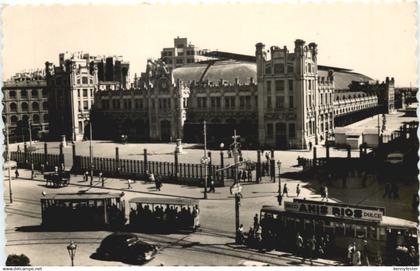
128;197;200;233
258;199;418;265
41;192;126;230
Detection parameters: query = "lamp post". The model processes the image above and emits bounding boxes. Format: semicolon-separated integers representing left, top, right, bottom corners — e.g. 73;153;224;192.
202;121;208;199
231;130;241;243
89;120;93;186
5;123;13;203
220;142;224;185
67;241;77;266
277;161;282;206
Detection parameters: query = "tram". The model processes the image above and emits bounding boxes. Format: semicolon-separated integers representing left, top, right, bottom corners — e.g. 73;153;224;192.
258;199;418;264
128;197;200;233
41;192;126;230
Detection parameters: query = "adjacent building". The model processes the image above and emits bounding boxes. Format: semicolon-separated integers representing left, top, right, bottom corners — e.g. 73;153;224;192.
45;52;130;141
2;70;49;142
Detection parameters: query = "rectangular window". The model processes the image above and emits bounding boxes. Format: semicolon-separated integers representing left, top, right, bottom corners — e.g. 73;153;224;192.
202;97;207;108
176;59;184;64
239;96;245;108
82;77;88;84
266;80;271;92
216;97;221;108
267;96;272;109
245;96;251;108
77;89;80;97
83;89;88;97
83;101;89;110
275;80;284;92
90;89;93;97
274;63;284;74
288;80;293;91
289;123;296;138
89;79;93;84
231;97;236;108
308;80;312;90
289;96;294;108
224;97;230;108
287;63;294;73
211;97;216;109
275;96;284;109
265;64;271;75
267;123;274;139
77;79;81;85
308;63;312;73
78;101;82;112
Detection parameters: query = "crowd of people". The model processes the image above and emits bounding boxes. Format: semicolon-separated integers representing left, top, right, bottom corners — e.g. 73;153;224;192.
129;203;200;232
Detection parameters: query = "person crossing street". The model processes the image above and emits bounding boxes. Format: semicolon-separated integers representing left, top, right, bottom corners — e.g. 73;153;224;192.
282;183;289;197
296;184;301;198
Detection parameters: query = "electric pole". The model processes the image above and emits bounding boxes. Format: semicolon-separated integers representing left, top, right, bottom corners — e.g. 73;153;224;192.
5;123;13;203
232;129;241;243
89;120;93;186
203;121;208;199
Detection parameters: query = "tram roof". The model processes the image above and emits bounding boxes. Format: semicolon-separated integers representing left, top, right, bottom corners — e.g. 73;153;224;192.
129;197;199;206
260;205;418;230
41;192;124;200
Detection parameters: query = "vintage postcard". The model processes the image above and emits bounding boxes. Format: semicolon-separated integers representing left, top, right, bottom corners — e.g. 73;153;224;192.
1;2;418;268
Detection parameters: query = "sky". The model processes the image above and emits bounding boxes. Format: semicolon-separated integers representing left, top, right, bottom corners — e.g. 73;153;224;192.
2;3;417;87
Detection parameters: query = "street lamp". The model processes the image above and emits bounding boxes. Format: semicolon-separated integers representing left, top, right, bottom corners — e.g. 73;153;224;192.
88;120;93;186
5;123;13;203
67;240;77;266
202;121;208;199
277;161;282;206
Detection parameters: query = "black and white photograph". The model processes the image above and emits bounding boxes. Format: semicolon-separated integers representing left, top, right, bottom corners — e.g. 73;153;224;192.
1;2;418;267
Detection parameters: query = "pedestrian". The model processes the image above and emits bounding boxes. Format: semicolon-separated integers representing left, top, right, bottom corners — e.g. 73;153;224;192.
40;163;45;174
84;171;89;182
31;164;35;180
237;224;245;244
324;185;329;202
17;145;21;152
347;243;355;265
282;183;289;197
101;174;105;188
383;182;391;198
54;166;58;173
296;184;301;198
353;249;362;266
60;163;65;172
149;172;155;184
308;141;313;151
228;150;232;158
362;239;370;265
253;213;259;230
155;175;161;191
208;177;215;193
308;235;316;265
14;168;19;179
265;152;270;161
296;232;304;257
127;179;133;189
98;171;103;182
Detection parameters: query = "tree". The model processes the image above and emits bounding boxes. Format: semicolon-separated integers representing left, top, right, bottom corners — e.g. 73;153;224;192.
6;254;31;266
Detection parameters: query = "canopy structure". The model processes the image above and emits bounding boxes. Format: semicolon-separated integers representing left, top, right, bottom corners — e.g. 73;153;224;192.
42;192;124;201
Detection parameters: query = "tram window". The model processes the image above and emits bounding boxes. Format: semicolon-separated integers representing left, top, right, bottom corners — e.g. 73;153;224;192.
88;200;95;207
379;228;387;241
368;226;377;240
97;200;103;207
335;223;345;236
356;225;367;239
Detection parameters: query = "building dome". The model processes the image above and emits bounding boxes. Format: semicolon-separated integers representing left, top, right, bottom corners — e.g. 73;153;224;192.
172;60;256;85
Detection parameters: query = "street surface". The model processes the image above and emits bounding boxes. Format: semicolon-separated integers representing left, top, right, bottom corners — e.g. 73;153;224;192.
4;168;417;266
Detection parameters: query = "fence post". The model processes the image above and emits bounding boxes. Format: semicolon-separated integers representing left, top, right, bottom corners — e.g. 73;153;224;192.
59;142;64;169
313;147;317;167
326;143;330;160
44;142;48;166
115;147;120;175
174;150;179;180
271;149;275;180
143;149;148;175
220;150;224;186
256;149;261;182
207;152;212;180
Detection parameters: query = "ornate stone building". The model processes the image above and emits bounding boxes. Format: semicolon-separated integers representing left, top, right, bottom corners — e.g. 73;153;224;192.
2;71;49;142
48;39;396;149
45;52;130;141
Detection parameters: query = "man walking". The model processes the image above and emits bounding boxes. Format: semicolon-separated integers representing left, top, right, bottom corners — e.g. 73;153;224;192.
322;185;329;202
296;184;301;198
127;179;133;189
296;232;304;257
282;183;289;197
14;168;19;179
208;177;215;193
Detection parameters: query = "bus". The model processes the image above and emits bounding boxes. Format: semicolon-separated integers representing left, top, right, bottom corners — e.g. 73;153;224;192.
41;192;126;230
257;199;418;265
128;197;200;233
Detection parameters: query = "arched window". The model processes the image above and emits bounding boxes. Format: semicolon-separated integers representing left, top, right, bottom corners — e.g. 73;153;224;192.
33;114;40;123
21;90;28;98
10;103;17;112
31;89;38;97
32;102;39;111
21;102;28;111
22;115;29;122
43;102;48;110
10;115;18;124
43;114;48;122
9;90;16;99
